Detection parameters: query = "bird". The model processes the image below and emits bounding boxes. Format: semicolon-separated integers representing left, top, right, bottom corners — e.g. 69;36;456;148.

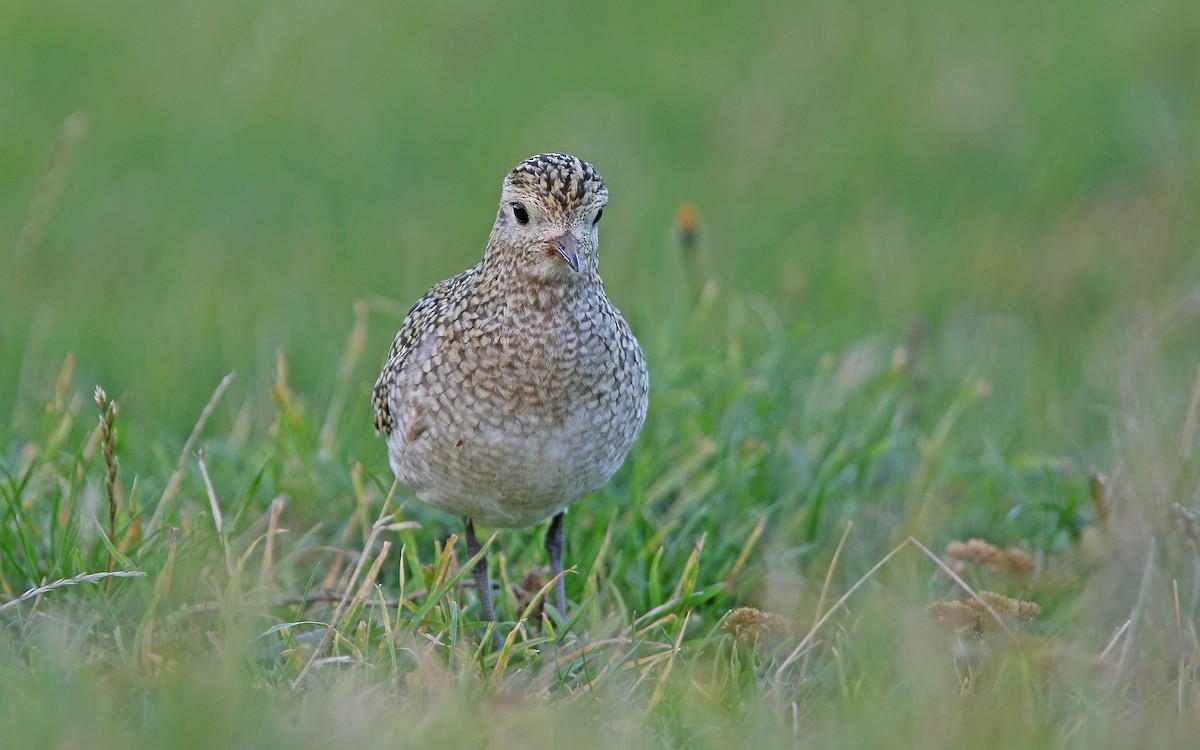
372;153;649;646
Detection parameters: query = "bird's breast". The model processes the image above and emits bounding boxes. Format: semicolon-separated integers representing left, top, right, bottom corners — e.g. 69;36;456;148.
385;287;647;525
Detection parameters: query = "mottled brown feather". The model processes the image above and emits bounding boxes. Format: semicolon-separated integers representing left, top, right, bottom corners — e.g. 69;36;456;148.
372;153;647;529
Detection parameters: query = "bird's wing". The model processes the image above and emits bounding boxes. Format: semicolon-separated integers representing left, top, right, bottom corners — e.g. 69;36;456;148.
372;266;478;434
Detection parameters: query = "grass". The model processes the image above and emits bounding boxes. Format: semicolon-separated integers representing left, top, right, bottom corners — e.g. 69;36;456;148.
3;0;1200;747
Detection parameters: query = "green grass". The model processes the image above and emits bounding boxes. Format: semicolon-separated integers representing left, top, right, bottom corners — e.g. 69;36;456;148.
3;0;1200;747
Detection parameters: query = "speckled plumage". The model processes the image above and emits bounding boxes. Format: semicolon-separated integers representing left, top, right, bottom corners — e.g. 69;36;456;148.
372;154;647;629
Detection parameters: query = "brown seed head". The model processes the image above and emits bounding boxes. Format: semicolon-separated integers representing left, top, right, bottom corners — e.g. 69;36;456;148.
724;606;792;648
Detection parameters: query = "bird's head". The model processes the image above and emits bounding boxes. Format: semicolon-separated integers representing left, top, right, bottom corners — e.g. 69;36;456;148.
487;153;608;284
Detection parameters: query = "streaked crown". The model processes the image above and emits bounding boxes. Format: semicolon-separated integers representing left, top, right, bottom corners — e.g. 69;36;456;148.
506;153;607;213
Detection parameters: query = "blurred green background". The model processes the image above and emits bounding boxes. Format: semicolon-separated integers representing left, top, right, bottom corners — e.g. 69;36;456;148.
2;0;1198;455
3;4;1200;746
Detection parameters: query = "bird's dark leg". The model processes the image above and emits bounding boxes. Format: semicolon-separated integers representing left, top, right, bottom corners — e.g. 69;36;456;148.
463;517;502;650
544;511;567;617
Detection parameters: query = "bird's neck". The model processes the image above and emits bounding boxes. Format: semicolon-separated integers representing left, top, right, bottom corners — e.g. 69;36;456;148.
480;246;601;301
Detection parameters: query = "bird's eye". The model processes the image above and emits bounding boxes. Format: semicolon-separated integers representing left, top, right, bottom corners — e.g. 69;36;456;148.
593;208;603;225
511;203;529;225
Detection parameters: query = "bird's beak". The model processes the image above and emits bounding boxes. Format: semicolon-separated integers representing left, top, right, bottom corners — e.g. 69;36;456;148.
553;232;580;272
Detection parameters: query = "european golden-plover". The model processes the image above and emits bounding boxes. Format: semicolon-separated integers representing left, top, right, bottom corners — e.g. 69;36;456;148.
372;153;648;644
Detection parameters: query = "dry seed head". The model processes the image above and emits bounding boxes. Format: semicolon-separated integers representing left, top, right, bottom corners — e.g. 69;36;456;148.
943;538;1035;578
94;385;120;572
93;386;118;464
928;591;1041;636
724;606;792;647
675;202;699;249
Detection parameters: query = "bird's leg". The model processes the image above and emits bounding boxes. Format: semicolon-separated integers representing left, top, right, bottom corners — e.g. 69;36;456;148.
544;511;567;618
463;517;502;650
